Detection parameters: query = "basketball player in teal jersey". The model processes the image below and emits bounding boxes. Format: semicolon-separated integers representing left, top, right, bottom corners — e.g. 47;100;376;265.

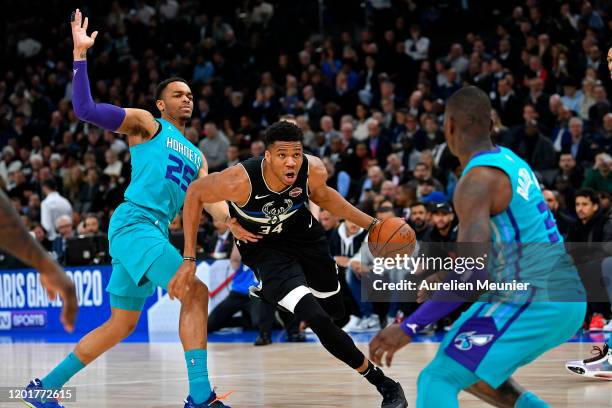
369;86;587;407
22;10;255;408
564;45;612;380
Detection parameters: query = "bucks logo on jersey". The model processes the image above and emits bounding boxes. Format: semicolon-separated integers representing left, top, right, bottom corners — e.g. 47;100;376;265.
262;199;293;224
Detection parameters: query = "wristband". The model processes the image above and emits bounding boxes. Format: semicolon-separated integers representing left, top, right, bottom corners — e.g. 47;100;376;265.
183;256;196;262
367;218;379;234
400;320;418;338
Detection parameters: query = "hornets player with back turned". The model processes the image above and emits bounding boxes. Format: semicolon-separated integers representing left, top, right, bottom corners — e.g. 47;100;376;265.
370;86;586;408
21;10;255;408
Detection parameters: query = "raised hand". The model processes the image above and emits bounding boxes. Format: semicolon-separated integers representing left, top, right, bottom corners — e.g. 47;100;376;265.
71;8;98;60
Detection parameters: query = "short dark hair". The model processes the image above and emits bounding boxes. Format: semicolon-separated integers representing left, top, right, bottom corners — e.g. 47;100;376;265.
446;85;492;129
264;121;303;148
575;188;600;205
410;201;428;210
155;77;189;100
42;179;57;191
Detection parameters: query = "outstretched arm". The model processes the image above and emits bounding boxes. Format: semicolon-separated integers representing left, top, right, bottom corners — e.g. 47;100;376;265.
0;190;77;332
70;9;157;139
370;166;508;367
307;155;375;230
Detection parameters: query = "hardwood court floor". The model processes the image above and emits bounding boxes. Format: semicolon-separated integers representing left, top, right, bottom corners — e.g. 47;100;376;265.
1;342;611;407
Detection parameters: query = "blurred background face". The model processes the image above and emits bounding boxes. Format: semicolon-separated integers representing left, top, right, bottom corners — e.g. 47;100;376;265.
575;196;598;222
344;220;360;236
413;164;429;180
418;182;434;196
380;181;396;200
559;154;575;171
32;225;45;241
431;211;454;230
227;145;239;161
542;190;558;212
410;205;428;228
319;210;338;231
57;218;73;238
84;216;100;234
569;120;582;137
368;167;384;185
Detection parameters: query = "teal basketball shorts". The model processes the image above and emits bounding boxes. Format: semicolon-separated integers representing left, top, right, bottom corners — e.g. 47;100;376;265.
428;299;586;388
106;202;183;311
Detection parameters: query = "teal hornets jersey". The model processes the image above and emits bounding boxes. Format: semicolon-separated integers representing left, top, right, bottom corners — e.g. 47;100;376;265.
123;118;203;224
462;146;582;298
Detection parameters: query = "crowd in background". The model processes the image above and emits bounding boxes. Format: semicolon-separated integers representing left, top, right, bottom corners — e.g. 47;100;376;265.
1;0;612;339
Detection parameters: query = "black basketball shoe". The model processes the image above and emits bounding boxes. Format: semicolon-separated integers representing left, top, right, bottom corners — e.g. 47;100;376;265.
376;378;408;408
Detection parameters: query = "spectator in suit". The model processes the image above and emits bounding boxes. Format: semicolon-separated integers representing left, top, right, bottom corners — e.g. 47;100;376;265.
517;120;557;171
205;219;234;259
588;86;610;129
542;189;575;238
51;214;74;264
366;118;392;168
78;167;104;213
300;85;324;131
492;77;522;127
525;77;550;123
30;222;52;251
591;113;612;154
547;152;584;194
562;117;594;166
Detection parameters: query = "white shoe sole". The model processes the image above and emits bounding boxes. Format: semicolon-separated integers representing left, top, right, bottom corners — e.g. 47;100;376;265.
565;363;612;380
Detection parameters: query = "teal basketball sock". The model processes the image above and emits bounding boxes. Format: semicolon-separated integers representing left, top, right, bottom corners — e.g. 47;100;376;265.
185;349;212;404
41;352;85;390
515;391;549;408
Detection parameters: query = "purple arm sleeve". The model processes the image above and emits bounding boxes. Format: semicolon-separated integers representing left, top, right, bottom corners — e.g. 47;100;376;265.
72;60;126;131
400;267;488;338
400;300;463;337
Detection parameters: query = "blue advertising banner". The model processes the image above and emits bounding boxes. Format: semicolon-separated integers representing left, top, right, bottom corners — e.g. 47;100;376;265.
0;266;157;337
0;261;228;341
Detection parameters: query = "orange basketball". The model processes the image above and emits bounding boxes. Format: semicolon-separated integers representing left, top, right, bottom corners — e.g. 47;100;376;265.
368;217;417;258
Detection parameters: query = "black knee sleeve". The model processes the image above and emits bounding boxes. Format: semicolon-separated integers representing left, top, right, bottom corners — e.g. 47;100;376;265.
295;294;364;369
